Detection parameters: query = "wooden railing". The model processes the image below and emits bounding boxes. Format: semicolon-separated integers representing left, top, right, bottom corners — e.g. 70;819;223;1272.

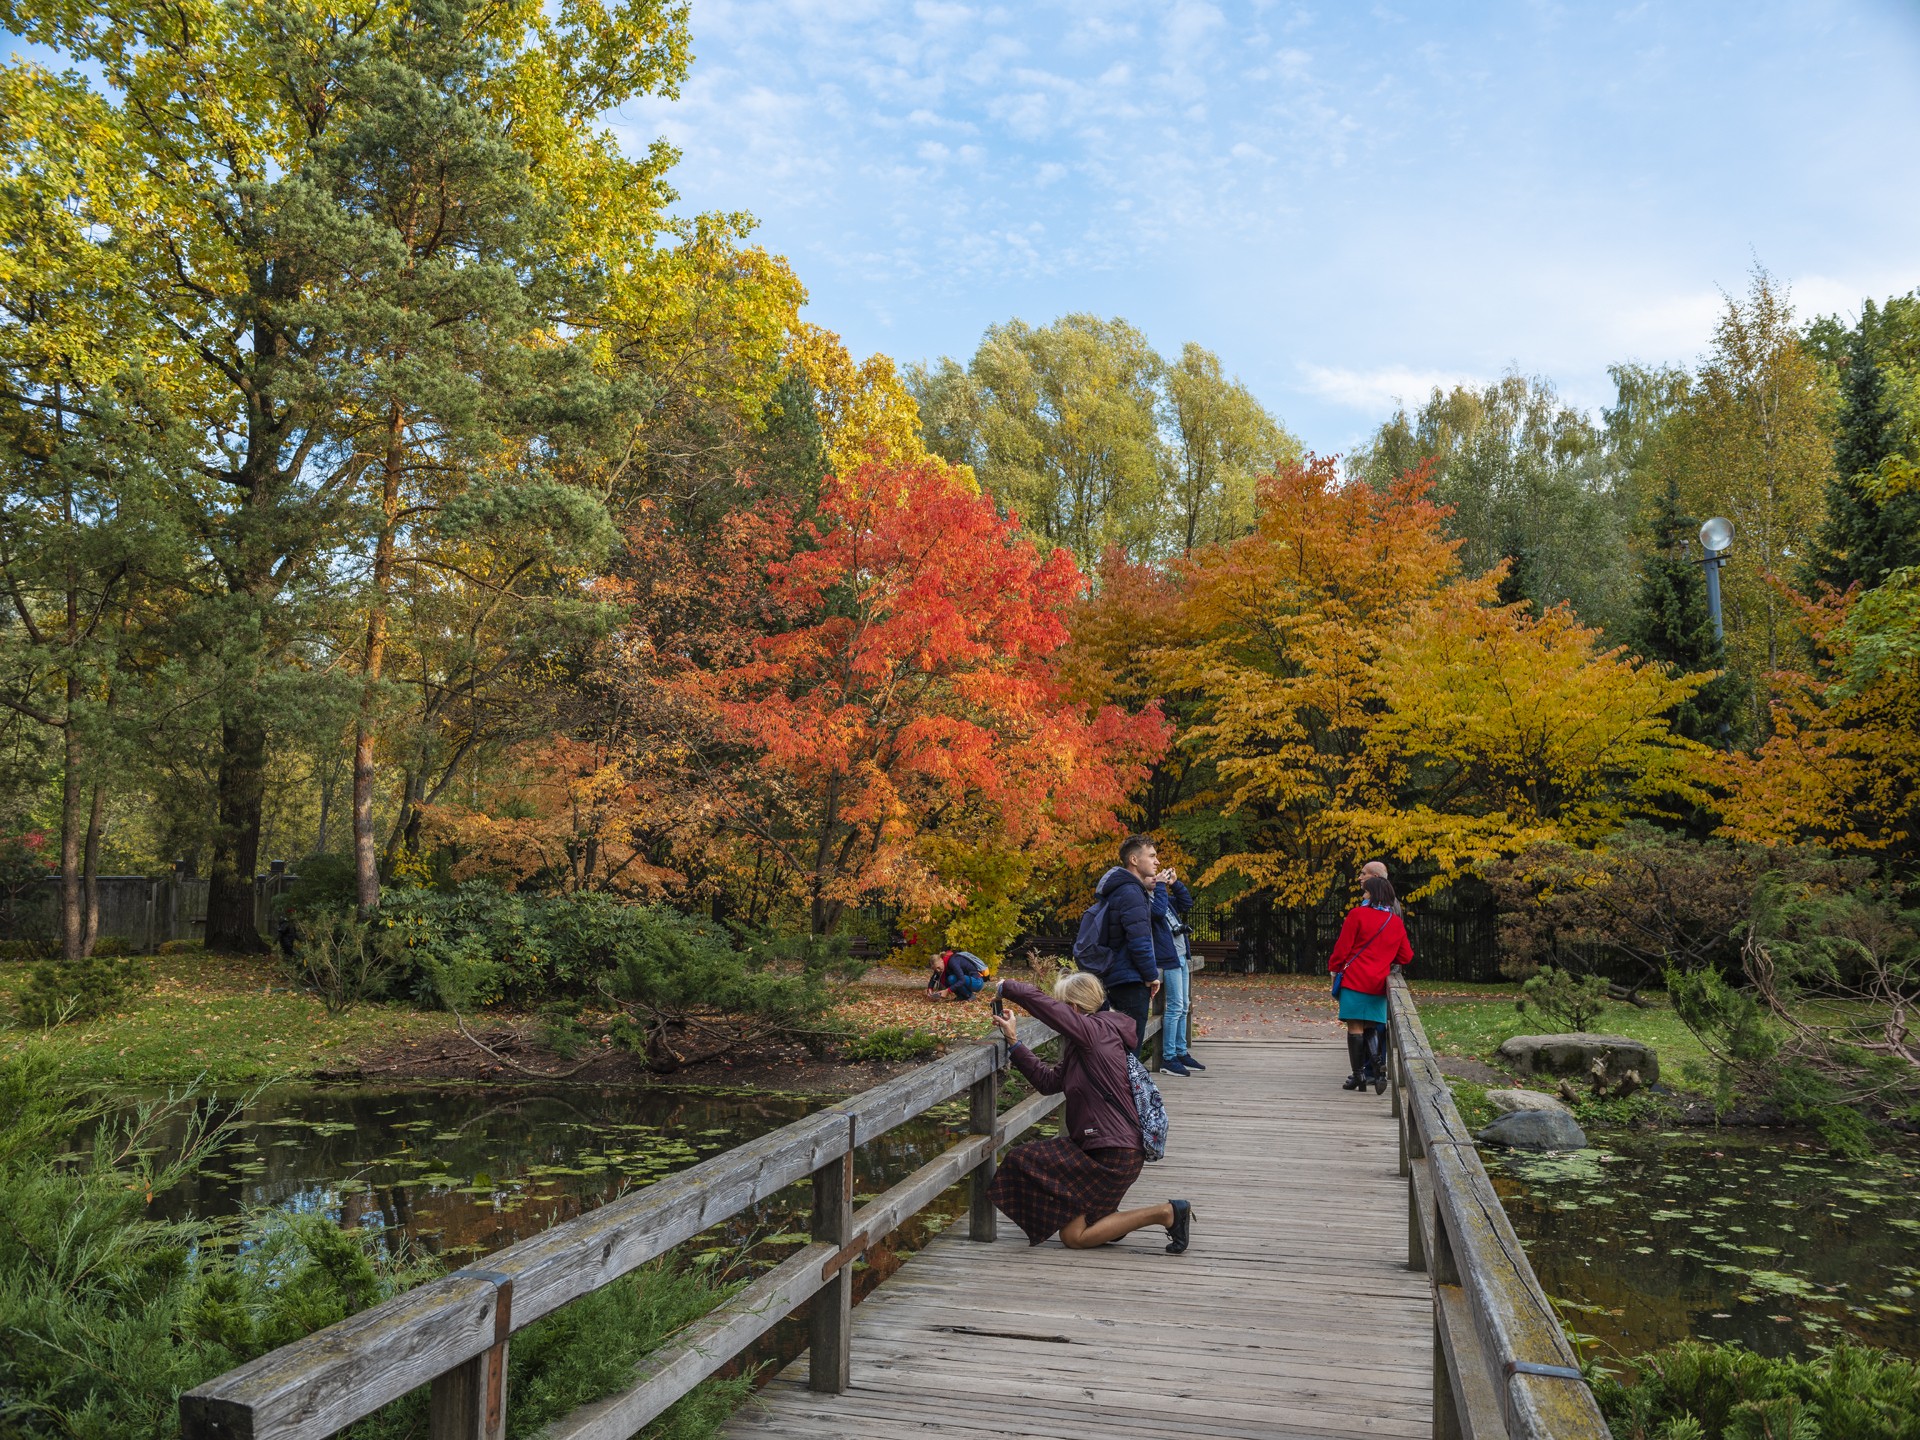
1386;972;1609;1440
180;1011;1152;1440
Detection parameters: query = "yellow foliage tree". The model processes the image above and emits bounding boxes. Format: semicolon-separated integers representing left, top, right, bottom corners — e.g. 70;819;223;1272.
1658;269;1833;715
1711;585;1920;860
1169;458;1462;905
788;325;969;487
1344;585;1713;890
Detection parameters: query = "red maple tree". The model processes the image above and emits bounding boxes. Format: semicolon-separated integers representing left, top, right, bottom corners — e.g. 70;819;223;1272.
690;456;1168;932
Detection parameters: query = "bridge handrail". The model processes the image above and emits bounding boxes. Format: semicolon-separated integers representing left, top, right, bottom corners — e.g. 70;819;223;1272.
1387;971;1609;1440
180;1010;1143;1440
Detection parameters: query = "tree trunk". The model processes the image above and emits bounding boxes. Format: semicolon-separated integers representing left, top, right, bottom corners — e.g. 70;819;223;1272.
205;718;269;953
58;690;84;960
353;418;403;915
81;781;104;956
809;777;841;936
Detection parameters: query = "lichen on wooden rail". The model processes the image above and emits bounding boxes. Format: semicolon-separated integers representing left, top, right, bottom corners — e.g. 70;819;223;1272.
1386;972;1609;1440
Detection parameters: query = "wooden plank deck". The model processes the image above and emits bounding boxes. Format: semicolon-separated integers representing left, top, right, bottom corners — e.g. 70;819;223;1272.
722;1038;1432;1440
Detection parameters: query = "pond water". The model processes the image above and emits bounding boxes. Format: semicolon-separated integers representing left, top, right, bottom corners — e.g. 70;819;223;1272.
143;1085;1920;1372
1489;1129;1920;1364
144;1082;977;1287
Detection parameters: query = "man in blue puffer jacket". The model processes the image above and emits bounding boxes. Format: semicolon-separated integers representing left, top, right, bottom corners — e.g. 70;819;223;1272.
1085;834;1162;1048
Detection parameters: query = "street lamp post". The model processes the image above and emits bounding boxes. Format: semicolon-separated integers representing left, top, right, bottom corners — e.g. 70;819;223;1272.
1699;516;1733;643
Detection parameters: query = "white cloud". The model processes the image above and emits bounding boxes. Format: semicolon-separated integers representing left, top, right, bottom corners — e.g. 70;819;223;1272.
1298;364;1488;412
613;0;1920;450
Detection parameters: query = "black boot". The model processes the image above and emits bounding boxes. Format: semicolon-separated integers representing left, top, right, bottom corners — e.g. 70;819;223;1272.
1343;1033;1367;1089
1366;1025;1389;1093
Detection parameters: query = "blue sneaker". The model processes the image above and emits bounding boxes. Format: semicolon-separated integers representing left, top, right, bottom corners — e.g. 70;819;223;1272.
1160;1056;1192;1077
1177;1052;1206;1071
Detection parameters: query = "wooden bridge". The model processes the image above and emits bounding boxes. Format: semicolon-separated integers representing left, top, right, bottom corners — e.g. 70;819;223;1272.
181;977;1609;1440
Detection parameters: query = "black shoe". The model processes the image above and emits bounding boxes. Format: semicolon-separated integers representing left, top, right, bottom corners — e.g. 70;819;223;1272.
1371;1067;1389;1095
1342;1074;1365;1090
1160;1056;1191;1077
1177;1052;1206;1071
1166;1199;1194;1254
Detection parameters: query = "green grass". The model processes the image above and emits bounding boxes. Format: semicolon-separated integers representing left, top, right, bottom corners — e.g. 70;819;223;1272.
0;950;462;1088
1416;990;1717;1081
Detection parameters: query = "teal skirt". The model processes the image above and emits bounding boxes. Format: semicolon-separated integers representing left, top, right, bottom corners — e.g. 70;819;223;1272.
1336;987;1389;1024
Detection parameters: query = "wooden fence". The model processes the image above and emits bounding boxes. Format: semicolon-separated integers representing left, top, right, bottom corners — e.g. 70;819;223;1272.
1;866;297;950
1386;971;1610;1439
179;1010;1145;1440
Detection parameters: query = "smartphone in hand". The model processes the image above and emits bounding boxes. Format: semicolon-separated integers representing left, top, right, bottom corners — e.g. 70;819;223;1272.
990;995;1006;1020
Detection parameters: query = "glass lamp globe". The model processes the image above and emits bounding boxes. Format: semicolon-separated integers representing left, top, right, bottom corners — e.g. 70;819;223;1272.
1699;516;1734;553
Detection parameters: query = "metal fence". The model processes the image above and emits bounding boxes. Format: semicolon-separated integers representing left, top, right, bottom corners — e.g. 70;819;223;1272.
1018;880;1510;985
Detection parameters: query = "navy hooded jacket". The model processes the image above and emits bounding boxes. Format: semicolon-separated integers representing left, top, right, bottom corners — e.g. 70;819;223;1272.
1091;866;1158;987
1150;879;1194;967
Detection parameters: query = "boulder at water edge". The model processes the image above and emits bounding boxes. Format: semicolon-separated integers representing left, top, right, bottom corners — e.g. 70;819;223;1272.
1474;1109;1588;1152
1484;1088;1574;1116
1496;1032;1659;1093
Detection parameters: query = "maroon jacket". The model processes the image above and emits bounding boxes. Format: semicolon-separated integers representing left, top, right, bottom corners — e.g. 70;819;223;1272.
1001;979;1141;1153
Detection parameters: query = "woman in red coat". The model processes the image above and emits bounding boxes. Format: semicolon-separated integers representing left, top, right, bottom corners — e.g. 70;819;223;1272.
1327;874;1413;1093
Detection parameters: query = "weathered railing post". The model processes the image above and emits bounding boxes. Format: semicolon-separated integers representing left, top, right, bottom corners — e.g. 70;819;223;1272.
967;1043;1001;1242
808;1118;855;1394
431;1270;511;1440
1389;1014;1404;1121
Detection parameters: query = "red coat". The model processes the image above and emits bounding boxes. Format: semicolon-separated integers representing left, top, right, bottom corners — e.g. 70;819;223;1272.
1327;904;1412;995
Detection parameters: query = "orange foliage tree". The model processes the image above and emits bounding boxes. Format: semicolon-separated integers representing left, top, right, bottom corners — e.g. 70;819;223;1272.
1711;583;1920;861
684;455;1166;933
1166;457;1461;905
420;736;684;896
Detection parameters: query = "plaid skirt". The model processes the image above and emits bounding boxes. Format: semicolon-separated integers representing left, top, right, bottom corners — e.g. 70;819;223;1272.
989;1136;1144;1246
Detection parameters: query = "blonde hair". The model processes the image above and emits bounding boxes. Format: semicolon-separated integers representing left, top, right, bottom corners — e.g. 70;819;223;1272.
1054;971;1106;1014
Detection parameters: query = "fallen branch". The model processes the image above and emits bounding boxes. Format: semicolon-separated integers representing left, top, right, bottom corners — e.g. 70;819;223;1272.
446;1005;617;1080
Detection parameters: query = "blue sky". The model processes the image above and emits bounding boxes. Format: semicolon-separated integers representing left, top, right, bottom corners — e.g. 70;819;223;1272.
614;1;1920;457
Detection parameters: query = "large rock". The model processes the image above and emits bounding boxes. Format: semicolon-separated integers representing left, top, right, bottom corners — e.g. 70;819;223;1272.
1484;1087;1573;1117
1474;1109;1588;1152
1497;1032;1658;1094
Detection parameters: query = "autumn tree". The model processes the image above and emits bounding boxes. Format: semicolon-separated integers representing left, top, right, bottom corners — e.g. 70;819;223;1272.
912;315;1166;569
1169;457;1461;908
1655;270;1833;722
689;456;1165;934
0;64;193;956
1350;372;1632;629
1711;584;1920;869
2;0;692;946
1344;585;1712;887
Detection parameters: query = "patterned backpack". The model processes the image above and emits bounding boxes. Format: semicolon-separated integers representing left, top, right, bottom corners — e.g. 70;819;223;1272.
1126;1053;1170;1162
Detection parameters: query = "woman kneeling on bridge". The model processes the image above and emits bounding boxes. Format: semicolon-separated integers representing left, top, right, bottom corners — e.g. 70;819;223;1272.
987;973;1194;1254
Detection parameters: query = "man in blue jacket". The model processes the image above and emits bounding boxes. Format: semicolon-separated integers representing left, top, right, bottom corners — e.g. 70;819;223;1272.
1149;865;1202;1075
1085;834;1162;1047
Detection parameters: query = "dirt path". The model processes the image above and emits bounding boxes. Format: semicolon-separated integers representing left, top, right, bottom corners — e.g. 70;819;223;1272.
1189;972;1346;1043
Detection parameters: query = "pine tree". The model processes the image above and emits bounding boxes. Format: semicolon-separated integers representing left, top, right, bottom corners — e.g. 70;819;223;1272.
1808;295;1920;595
1629;478;1750;746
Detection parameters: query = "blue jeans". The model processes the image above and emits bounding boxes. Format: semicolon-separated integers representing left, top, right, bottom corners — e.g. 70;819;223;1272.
1160;962;1189;1059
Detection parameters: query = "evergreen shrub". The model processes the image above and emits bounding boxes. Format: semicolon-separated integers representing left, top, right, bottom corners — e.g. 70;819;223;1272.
1517;966;1611;1032
13;945;147;1027
1595;1339;1920;1440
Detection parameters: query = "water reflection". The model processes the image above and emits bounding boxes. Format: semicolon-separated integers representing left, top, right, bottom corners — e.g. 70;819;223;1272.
1489;1130;1920;1363
142;1082;975;1269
